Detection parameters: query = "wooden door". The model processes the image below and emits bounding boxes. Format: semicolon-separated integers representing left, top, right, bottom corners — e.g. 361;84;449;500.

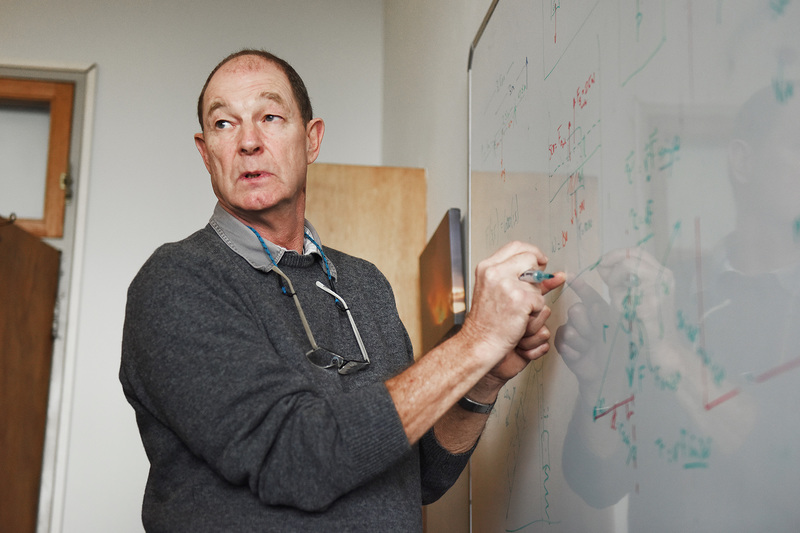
0;218;60;533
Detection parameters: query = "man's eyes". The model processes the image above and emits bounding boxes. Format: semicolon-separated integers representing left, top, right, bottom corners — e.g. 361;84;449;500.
212;115;282;129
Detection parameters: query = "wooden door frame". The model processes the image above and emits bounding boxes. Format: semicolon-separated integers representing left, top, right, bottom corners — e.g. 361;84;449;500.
0;77;74;238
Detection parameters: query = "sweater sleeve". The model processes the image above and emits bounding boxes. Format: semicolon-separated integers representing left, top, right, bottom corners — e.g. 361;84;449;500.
418;429;472;504
120;239;413;512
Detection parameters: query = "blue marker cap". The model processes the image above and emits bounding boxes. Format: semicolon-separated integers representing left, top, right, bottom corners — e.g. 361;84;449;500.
519;270;555;283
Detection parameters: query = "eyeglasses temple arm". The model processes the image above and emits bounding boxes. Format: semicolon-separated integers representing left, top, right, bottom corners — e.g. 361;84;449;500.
273;265;321;351
315;281;371;364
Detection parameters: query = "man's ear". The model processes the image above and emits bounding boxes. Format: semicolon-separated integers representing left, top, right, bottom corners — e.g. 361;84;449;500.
194;133;211;172
306;118;325;165
728;139;753;186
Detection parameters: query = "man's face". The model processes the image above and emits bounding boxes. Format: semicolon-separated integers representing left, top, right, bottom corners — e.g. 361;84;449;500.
194;56;323;224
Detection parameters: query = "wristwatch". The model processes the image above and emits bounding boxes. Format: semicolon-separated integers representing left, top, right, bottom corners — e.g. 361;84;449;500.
458;395;495;414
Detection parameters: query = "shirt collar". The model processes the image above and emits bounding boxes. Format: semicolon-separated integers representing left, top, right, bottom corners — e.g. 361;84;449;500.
208;202;337;278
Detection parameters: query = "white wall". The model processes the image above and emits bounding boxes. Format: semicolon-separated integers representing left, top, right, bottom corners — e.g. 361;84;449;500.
1;1;383;531
383;1;490;530
383;0;487;237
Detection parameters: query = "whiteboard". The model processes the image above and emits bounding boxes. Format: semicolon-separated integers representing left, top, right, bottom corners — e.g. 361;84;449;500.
467;1;800;532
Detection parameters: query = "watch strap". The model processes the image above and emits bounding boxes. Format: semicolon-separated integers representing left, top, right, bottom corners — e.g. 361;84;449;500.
458;395;495;414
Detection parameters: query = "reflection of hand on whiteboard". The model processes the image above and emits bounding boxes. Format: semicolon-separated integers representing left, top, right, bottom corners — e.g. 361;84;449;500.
597;248;677;339
557;249;682;386
554;276;613;399
554;276;625;460
555;247;755;466
596;248;686;381
555;248;684;459
556;248;690;404
594;248;754;449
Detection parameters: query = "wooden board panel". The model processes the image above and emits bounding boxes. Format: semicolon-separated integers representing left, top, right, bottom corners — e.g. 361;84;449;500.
306;163;426;358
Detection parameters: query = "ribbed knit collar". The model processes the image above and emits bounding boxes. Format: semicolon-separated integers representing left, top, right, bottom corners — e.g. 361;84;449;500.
208;202;337;279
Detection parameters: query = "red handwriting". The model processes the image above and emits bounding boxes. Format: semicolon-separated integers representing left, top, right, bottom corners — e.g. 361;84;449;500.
548;72;597;163
594;394;635;423
551;1;560;44
548;122;572;160
573;72;596;111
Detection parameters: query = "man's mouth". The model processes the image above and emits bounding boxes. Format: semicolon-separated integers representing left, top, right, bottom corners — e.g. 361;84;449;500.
242;171;267;180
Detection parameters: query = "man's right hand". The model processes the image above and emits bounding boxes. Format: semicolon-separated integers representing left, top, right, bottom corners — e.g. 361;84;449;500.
461;241;565;399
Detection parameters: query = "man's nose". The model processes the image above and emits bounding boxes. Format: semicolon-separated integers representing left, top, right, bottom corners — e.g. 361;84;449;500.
238;124;262;154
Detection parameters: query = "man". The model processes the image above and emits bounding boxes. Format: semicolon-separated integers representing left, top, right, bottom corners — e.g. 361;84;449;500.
120;49;564;531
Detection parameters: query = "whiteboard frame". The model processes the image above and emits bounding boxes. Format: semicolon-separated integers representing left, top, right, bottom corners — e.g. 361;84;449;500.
466;0;499;310
465;2;501;531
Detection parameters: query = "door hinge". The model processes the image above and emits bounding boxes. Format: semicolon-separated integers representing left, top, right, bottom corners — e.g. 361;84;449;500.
60;172;73;200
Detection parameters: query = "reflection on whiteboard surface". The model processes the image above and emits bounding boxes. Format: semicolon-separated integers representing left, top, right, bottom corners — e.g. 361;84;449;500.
468;1;800;532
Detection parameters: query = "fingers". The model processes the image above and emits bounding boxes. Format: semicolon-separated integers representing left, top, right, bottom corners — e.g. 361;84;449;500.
554;325;583;365
471;242;549;317
467;241;561;366
527;305;551;333
567;276;605;307
560;303;595;353
597;248;665;289
514;305;553;360
515;337;551;361
594;248;675;323
475;241;551;293
571;302;598;339
539;271;567;295
554;327;601;386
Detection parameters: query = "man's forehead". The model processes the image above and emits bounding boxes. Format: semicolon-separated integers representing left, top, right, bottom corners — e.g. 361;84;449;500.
220;54;274;74
204;57;295;112
207;90;287;115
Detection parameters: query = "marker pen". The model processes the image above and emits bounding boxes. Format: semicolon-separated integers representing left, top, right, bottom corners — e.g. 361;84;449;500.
519;270;555;283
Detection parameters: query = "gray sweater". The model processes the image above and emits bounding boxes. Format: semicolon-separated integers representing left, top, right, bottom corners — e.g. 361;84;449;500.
120;210;470;532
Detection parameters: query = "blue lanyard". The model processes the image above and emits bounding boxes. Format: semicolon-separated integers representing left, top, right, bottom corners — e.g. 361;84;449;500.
246;225;335;291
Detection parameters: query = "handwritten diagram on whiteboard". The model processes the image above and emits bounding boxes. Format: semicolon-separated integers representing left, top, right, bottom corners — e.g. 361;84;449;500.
468;1;800;532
